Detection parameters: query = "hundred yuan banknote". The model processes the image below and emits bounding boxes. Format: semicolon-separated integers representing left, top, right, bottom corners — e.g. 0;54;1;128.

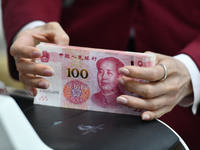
34;43;156;116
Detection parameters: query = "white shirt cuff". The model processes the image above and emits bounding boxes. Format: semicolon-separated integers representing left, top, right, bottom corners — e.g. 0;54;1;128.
174;54;200;114
20;21;46;32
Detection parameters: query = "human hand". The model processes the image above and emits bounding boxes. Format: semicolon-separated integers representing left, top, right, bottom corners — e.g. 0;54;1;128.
117;52;193;120
10;22;69;96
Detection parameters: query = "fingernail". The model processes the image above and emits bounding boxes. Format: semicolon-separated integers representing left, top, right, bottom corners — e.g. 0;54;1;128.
116;97;128;104
119;68;129;75
43;69;54;76
32;51;42;58
39;81;49;89
117;78;124;85
142;114;150;120
29;90;34;96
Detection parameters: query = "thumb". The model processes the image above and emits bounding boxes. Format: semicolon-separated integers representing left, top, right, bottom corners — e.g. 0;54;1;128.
32;22;70;46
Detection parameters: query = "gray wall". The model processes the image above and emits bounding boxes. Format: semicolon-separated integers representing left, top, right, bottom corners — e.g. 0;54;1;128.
0;0;24;88
0;0;6;54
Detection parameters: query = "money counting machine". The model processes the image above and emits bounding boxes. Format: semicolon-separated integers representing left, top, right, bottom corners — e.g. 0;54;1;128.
0;92;187;150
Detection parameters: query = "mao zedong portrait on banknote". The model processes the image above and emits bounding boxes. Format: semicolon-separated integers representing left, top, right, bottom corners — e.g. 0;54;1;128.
91;57;124;108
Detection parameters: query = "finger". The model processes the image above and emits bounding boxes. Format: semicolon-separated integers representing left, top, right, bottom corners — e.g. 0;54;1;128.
116;95;169;111
11;31;42;59
11;44;42;59
141;105;173;120
25;85;37;96
19;73;49;89
11;22;69;59
118;64;167;82
40;22;70;46
116;95;174;120
118;77;167;98
16;59;54;76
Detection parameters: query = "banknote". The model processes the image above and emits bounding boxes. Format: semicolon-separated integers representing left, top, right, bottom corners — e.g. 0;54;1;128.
34;43;156;116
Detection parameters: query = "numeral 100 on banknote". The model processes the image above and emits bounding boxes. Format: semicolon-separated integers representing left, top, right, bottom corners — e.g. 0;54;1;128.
66;68;89;79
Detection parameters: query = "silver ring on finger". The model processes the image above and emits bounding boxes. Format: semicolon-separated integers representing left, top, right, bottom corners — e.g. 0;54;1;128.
158;64;168;81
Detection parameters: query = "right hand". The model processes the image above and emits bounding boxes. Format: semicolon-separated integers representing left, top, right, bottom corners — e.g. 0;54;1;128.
10;22;70;96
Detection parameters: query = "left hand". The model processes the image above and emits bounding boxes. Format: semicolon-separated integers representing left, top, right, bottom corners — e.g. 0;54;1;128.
116;52;193;120
10;22;70;96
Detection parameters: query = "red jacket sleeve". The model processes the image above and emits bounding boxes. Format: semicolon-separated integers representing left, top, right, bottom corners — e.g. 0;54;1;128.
2;0;62;80
180;36;200;71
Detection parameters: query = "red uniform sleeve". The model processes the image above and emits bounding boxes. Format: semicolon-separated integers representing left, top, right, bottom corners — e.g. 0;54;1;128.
179;36;200;71
2;0;62;80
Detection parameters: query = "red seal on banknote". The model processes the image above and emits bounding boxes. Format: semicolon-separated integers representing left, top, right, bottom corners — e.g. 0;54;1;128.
63;80;90;104
137;60;143;67
41;51;50;62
